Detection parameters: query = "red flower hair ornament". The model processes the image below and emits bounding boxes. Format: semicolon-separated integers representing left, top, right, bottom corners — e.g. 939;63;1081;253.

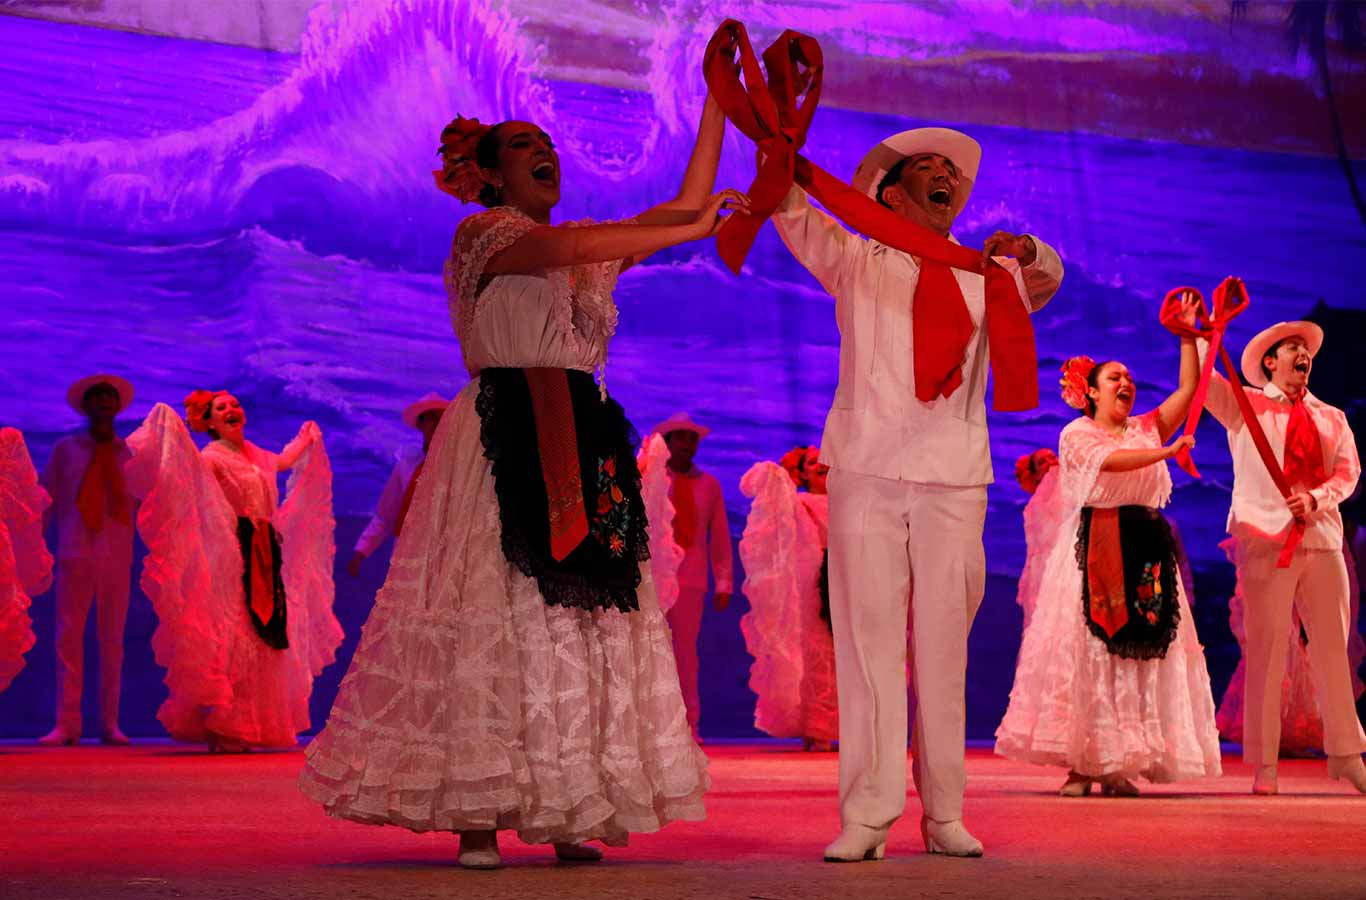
1059;355;1097;411
433;116;493;204
184;389;229;432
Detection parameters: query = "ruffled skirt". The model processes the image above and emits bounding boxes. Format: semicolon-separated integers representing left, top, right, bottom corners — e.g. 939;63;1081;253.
995;513;1222;782
299;379;708;844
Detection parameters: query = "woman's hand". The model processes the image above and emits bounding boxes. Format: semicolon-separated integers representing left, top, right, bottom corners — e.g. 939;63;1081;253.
1164;434;1195;459
300;421;322;445
1177;288;1201;331
687;189;750;240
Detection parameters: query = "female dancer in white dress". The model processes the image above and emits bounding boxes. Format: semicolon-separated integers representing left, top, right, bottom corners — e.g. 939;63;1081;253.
995;292;1223;795
0;428;53;692
739;445;838;750
299;97;747;868
127;393;340;751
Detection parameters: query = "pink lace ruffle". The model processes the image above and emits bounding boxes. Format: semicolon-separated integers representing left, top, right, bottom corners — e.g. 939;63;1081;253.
638;434;683;615
0;429;48;691
738;462;838;742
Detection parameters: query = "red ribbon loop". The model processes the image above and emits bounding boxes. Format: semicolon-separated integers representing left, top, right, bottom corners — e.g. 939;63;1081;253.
702;19;1040;412
1160;276;1302;567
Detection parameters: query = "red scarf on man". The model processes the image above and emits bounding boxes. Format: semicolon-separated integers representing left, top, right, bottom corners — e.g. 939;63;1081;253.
1283;395;1327;489
76;441;130;533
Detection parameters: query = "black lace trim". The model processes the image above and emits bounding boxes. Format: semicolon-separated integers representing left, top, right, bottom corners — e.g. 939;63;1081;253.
236;517;288;650
475;368;647;614
1075;505;1180;661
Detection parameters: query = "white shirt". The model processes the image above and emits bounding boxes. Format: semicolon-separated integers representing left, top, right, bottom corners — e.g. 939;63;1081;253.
773;187;1064;485
1203;360;1359;551
40;432;135;561
667;465;733;592
353;447;425;557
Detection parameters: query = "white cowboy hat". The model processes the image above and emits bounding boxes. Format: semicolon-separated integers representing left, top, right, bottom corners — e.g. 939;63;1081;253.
402;392;449;429
852;127;982;208
652;412;710;440
1239;321;1324;388
66;374;134;415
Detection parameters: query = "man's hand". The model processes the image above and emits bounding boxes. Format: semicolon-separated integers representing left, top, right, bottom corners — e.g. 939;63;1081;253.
983;231;1037;267
713;591;732;612
1287;491;1317;518
346;551;366;578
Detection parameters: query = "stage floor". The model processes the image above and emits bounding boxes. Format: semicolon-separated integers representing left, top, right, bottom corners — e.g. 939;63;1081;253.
2;742;1364;899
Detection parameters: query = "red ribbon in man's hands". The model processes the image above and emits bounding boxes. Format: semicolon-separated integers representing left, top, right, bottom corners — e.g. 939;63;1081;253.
702;20;1040;412
1160;277;1302;567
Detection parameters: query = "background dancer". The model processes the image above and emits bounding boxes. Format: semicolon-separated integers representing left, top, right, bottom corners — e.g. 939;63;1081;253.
739;445;838;751
127;392;339;752
38;375;137;746
653;412;732;743
346;392;447;577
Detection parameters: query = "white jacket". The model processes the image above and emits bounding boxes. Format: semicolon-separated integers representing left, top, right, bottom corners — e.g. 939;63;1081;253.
774;187;1064;486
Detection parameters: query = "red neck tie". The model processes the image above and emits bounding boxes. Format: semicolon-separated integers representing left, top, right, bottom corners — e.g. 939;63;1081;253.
1283;396;1327;489
672;471;697;549
76;441;130;533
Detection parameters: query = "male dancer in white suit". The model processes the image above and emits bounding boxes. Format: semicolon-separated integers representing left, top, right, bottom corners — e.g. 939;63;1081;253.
1202;320;1365;795
773;128;1063;859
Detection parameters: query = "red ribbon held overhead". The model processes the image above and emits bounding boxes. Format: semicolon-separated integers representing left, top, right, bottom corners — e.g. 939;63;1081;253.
1160;277;1304;568
702;20;1039;412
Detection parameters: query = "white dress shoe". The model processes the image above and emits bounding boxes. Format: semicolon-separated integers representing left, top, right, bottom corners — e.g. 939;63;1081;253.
921;817;983;858
1100;774;1140;797
553;842;604;862
823;824;888;862
458;831;501;869
1327;755;1366;793
1252;765;1278;796
100;727;131;746
1059;772;1093;797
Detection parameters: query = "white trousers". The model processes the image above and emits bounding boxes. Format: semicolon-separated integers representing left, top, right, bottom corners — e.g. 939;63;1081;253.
1239;543;1366;765
827;469;986;827
53;544;132;734
667;585;707;732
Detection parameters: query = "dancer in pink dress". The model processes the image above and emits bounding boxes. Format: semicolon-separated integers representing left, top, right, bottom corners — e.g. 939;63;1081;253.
1013;449;1062;630
0;428;53;693
299;97;747;869
739;445;838;750
996;291;1222;796
127;392;341;751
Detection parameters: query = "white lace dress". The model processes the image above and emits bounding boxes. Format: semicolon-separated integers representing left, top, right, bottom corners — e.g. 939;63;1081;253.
1015;466;1066;631
738;462;838;742
0;428;52;692
299;207;708;845
995;412;1222;781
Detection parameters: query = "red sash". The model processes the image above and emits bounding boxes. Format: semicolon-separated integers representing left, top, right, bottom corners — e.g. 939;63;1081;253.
525;368;590;561
1159;278;1312;567
702;20;1038;411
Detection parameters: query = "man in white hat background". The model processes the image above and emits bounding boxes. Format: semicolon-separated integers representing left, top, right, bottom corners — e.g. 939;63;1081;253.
38;374;138;745
346;393;448;577
653;412;733;742
1200;320;1365;795
771;127;1064;859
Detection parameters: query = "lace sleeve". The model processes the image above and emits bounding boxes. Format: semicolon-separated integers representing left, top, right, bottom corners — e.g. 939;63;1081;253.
276;438;343;678
0;428;53;596
637;434;683;614
125;403;241;734
447;208;538;343
738;461;821;738
1058;418;1112;510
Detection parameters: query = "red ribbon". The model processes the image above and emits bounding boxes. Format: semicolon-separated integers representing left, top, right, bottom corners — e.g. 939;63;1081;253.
1160;277;1303;567
525;368;590;562
702;20;1039;412
247;519;277;630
